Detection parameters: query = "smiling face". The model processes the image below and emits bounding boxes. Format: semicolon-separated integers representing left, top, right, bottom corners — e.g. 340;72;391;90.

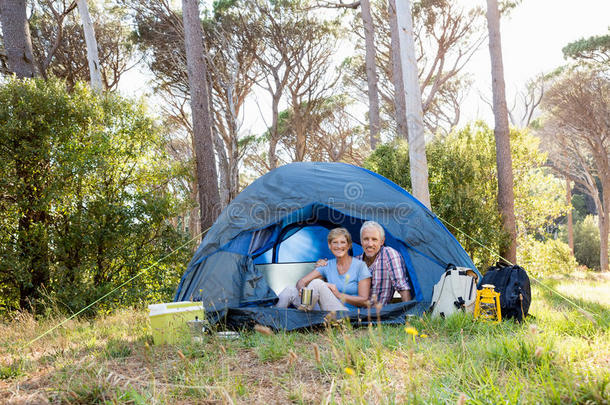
361;227;384;259
329;235;350;259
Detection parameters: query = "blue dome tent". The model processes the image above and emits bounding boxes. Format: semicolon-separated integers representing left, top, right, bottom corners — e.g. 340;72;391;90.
174;162;478;330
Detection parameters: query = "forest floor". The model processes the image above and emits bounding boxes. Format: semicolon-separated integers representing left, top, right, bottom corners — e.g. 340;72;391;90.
1;270;609;404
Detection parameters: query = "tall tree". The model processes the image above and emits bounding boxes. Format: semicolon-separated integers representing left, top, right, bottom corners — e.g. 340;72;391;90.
360;0;381;149
206;12;261;202
0;0;36;78
344;0;485;136
76;0;102;90
314;0;381;149
394;0;430;208
387;0;408;139
182;0;221;232
562;29;610;64
540;67;610;271
284;18;341;162
26;0;136;90
132;0;261;207
485;0;517;263
245;0;341;170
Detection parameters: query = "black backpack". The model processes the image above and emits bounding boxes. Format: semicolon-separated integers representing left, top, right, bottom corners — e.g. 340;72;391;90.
480;263;531;322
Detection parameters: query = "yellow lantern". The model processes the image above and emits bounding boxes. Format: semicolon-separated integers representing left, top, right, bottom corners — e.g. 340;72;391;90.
473;284;502;323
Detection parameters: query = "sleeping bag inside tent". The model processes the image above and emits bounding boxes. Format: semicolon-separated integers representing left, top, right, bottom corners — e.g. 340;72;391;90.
174;162;478;330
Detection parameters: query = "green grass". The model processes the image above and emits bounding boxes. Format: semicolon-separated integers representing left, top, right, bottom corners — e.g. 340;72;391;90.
0;272;608;404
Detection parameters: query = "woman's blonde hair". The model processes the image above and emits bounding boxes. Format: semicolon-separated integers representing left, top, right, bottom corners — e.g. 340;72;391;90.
327;227;352;246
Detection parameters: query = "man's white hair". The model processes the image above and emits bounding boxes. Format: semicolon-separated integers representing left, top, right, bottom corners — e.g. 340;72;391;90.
360;221;385;240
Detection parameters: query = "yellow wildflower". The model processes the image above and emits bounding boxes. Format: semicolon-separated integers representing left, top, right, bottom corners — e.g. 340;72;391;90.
405;326;418;343
420;334;428;338
344;367;355;376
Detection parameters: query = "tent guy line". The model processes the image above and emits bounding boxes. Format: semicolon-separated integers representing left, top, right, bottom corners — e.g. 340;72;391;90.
22;228;211;349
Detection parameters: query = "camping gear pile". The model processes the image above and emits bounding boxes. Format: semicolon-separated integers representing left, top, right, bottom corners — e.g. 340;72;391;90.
429;262;532;322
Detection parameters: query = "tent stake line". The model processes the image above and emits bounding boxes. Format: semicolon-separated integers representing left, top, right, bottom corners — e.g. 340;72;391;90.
23;229;210;349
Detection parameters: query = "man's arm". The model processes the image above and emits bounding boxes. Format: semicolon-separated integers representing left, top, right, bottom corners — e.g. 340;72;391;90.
398;289;412;302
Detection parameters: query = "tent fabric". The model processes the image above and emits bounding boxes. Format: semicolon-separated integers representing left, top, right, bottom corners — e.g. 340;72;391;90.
174;162;478;329
220;301;429;332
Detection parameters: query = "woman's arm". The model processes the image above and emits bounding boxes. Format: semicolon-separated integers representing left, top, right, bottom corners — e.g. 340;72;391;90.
331;277;371;307
296;269;323;290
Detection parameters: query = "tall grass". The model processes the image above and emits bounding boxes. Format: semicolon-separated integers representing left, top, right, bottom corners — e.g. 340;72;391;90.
1;273;608;404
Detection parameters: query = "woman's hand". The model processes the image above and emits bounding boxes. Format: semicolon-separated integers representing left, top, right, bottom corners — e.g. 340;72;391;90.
296;269;323;291
326;283;340;297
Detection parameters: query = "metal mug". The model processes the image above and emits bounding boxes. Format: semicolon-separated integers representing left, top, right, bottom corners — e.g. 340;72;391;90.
301;288;313;306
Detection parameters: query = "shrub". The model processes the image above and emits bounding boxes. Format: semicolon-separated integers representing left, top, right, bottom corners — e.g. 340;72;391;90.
0;78;193;313
517;236;578;277
365;122;567;269
573;215;601;269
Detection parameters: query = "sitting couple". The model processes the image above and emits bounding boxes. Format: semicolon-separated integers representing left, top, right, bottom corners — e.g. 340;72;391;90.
276;221;412;311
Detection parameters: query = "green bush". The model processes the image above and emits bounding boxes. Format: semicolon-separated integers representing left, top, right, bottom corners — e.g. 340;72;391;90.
517;235;578;277
573;215;601;269
365;122;567;269
0;78;193;313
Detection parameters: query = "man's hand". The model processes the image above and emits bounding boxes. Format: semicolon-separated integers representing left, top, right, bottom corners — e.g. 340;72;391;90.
399;290;412;302
315;258;328;268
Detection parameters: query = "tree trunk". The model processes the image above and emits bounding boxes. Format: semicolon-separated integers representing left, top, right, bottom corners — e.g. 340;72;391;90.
0;0;36;78
210;86;230;209
212;123;230;209
388;0;408;140
229;126;240;200
188;182;201;247
566;178;574;255
599;188;610;271
182;0;221;233
360;0;381;149
268;91;281;169
293;93;308;162
76;0;103;91
598;211;609;272
394;0;430;209
485;0;517;263
224;76;240;201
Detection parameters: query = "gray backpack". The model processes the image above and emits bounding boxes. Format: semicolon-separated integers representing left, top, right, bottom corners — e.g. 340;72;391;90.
429;264;479;318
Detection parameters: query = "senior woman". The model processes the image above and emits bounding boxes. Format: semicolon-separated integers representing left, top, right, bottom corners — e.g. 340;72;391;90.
276;227;371;311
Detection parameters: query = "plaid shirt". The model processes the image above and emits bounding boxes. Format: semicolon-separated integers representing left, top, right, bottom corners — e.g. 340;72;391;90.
357;246;411;305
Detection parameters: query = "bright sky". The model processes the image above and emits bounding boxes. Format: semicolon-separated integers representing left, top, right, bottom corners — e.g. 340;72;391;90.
463;0;610;124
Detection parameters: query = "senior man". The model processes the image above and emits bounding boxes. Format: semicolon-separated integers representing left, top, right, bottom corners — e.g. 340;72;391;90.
317;221;412;304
